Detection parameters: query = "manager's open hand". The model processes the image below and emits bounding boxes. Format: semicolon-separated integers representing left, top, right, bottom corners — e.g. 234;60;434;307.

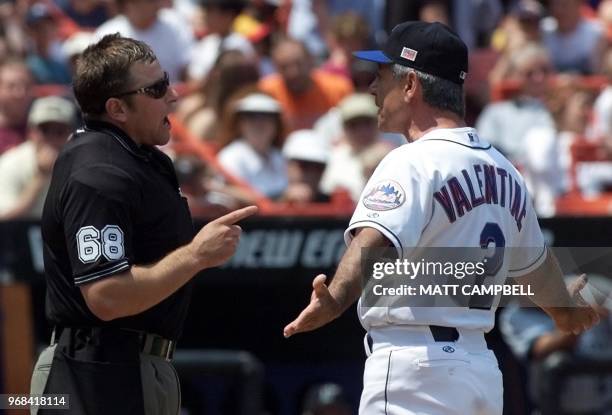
189;205;258;269
284;274;342;338
551;274;601;335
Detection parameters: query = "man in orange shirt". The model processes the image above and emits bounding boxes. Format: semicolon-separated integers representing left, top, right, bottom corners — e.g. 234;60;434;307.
259;37;353;131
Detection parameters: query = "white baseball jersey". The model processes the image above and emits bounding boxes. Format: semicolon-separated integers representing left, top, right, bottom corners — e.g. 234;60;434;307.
345;127;546;332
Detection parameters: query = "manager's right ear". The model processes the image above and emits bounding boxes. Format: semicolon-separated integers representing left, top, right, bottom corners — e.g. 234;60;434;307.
403;70;419;105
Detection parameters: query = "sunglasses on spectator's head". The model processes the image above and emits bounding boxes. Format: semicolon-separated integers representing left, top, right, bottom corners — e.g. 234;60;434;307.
115;72;170;99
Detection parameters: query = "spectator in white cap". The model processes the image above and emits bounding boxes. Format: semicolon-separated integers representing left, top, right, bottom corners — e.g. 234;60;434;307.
94;0;194;81
217;91;287;199
320;93;393;201
0;96;76;219
62;31;95;77
282;129;330;204
187;0;255;82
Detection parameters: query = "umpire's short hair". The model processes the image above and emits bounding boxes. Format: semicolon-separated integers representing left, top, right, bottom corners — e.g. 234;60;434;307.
391;64;465;119
73;33;157;117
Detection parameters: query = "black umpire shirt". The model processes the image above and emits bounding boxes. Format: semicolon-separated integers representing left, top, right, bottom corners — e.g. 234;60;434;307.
41;119;194;340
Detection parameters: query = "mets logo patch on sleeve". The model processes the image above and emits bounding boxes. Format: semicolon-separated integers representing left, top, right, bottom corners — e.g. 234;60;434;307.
363;180;405;211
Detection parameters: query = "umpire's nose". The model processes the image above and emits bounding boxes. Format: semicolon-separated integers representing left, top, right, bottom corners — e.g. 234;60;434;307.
167;85;179;109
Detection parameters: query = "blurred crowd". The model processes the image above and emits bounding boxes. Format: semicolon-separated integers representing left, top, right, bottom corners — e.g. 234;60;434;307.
1;2;612;414
4;0;612;220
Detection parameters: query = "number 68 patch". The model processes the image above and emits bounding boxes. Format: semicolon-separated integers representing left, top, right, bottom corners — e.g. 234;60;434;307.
76;225;125;263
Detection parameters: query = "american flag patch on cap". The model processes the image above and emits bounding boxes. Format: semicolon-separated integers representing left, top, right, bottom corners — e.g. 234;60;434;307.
401;47;418;61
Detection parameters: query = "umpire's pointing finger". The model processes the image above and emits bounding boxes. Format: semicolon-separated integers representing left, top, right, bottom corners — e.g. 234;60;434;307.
214;205;258;225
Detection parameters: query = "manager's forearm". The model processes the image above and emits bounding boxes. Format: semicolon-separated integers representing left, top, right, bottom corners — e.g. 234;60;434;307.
516;248;573;317
328;227;391;313
328;241;363;314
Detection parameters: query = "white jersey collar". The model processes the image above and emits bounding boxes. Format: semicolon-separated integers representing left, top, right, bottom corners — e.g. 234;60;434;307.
416;127;491;150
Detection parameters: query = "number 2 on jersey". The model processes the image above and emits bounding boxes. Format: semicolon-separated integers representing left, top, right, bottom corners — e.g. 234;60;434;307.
469;222;506;309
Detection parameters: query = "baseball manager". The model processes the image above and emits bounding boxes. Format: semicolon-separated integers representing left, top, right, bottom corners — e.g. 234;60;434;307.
284;21;600;415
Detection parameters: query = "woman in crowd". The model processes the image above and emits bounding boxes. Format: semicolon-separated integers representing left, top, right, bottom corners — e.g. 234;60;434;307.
217;90;288;199
177;50;260;143
523;76;597;216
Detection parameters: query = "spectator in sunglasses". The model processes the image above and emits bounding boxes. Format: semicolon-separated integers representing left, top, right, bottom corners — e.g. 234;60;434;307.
0;95;75;219
281;129;330;204
320;93;393;202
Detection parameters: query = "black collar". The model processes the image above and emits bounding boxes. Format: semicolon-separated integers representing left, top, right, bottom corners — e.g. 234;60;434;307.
82;119;150;161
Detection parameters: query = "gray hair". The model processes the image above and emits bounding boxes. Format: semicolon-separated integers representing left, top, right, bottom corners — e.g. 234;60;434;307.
391;64;465;118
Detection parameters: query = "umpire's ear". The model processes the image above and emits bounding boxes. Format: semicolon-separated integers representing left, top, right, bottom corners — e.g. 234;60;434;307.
104;97;129;123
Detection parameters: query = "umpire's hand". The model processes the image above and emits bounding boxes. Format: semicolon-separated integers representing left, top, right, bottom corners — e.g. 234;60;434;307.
189;205;258;269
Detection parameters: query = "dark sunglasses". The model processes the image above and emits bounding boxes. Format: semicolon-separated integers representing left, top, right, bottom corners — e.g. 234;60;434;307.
345;116;376;129
523;66;551;79
115;72;170;99
38;122;72;137
239;112;279;120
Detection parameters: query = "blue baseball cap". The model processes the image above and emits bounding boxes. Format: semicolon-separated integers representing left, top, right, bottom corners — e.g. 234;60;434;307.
354;21;469;85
